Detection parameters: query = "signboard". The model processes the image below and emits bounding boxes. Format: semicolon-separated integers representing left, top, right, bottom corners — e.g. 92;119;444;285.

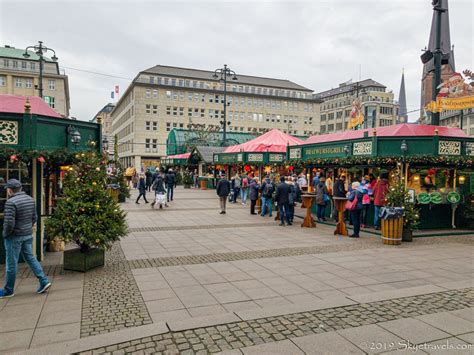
425;71;474;112
438;140;461;156
247;153;264;162
269;154;285;163
305;145;345;158
213;154;219;162
353;141;373;156
218;154;240;163
466;142;474;156
446;191;461;204
289;148;301;159
0;120;18;144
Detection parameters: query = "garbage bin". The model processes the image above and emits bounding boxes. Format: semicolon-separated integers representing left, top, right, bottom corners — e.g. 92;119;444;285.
107;184;120;203
380;207;404;245
199;177;208;190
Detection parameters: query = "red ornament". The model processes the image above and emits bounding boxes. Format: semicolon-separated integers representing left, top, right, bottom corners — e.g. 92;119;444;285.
288;166;294;171
38;156;46;164
244;165;251;172
9;154;17;162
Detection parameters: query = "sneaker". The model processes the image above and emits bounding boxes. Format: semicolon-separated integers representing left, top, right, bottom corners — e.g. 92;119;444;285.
145;201;149;204
279;223;285;226
287;222;293;226
0;289;14;299
159;204;163;209
268;215;272;217
349;234;360;238
135;202;139;204
37;282;52;294
220;211;225;214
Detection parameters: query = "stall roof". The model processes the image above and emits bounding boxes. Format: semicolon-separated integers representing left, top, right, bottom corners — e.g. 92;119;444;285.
165;153;191;159
224;129;304;153
0;95;62;118
191;146;225;163
304;124;468;145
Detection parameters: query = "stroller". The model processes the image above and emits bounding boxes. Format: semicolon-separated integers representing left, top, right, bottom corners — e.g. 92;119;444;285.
152;192;167;209
228;189;234;203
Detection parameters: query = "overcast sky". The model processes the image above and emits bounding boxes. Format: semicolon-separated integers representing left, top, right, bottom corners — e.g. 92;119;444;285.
1;0;472;122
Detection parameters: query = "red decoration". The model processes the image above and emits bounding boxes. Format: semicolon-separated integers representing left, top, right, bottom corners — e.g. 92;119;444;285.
38;156;46;164
244;165;251;172
9;154;17;162
288;166;294;171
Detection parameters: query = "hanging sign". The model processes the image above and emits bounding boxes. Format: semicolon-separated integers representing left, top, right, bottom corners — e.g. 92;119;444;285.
438;141;461;156
425;70;474;112
446;191;461;204
353;141;373;156
347;97;365;130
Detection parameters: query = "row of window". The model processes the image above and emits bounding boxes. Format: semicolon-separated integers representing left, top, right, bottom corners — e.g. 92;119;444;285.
145;121;158;131
147;75;311;99
2;59;36;71
321;96;392;111
0;76;56;90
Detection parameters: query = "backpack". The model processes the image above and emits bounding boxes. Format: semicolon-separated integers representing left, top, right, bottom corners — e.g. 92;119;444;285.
242;178;249;190
263;182;273;197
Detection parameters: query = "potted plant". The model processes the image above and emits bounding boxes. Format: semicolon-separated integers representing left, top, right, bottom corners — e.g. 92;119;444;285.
45;146;128;272
182;171;193;189
385;183;419;242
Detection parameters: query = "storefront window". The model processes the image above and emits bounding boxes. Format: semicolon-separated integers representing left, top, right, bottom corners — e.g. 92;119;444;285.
0;160;32;215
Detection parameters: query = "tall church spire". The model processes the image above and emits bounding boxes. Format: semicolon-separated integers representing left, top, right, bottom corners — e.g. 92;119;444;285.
398;70;408;123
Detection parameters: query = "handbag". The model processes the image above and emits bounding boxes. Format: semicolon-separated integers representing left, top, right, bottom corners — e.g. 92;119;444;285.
345;192;358;211
323;193;330;203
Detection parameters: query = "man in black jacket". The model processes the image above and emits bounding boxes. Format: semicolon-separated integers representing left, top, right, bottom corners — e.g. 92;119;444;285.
333;175;347;222
165;169;176;202
216;174;231;214
275;176;291;226
0;179;51;298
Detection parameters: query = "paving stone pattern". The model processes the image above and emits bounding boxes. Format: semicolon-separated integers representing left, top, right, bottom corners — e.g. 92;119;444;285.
80;287;474;354
129;222;274;233
80;243;153;338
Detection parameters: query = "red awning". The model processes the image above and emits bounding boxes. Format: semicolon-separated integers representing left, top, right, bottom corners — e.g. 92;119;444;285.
0;95;62;118
224;129;304;153
305;124;468;145
165;153;190;159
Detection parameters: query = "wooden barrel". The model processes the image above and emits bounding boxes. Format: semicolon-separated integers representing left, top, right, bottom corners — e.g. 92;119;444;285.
381;218;403;245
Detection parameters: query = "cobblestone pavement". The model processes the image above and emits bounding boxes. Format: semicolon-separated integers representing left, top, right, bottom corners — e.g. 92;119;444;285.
129;222;274;233
80;243;152;337
80;287;474;354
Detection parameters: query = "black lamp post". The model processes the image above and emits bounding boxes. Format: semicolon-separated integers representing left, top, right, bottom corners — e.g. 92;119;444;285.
23;41;58;99
212;64;238;146
102;136;109;153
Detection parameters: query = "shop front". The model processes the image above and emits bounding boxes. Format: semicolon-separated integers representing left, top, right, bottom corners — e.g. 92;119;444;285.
288;124;474;231
0;95;101;263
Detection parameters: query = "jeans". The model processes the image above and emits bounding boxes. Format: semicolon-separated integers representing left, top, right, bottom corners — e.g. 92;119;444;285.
232;188;240;203
3;235;49;294
361;204;370;226
374;205;382;228
279;203;290;224
136;192;148;203
167;185;174;201
261;197;272;216
250;199;257;214
219;196;227;212
316;204;326;220
350;209;362;237
288;204;295;222
240;189;248;204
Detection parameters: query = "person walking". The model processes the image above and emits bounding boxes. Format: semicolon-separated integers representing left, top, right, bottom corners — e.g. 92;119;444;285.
132;173;139;189
216;174;231;214
249;177;260;215
165;169;176;202
0;179;51;298
275;176;291;226
232;173;241;204
260;175;274;217
373;173;389;230
315;176;329;222
297;173;308;190
286;176;296;223
151;173;168;209
136;174;149;204
241;175;249;205
347;181;366;238
145;169;153;192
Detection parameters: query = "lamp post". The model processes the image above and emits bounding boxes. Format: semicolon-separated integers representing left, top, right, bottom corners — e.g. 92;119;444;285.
68;126;81;149
23;41;58;99
212;64;238;146
400;140;408;185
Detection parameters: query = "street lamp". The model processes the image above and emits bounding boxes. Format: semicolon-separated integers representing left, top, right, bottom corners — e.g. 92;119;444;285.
68;126;81;147
212;64;238;146
102;136;109;153
23;41;58;99
343;144;350;156
400;140;408;155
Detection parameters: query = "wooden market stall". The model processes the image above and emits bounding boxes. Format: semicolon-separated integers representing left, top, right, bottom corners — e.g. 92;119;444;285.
187;146;225;189
161;152;191;169
0;95;101;263
287;124;474;231
213;129;304;180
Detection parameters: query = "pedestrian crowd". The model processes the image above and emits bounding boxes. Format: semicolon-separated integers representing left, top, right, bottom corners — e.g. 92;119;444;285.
133;168;177;209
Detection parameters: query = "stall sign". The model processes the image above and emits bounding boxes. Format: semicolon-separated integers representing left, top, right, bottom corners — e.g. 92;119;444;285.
417;192;444;204
218;154;240;163
438;141;461;156
0;120;18;144
237;154;243;162
213;155;219;162
430;192;443;204
247;153;264;162
289;148;301;159
446;191;461;204
268;154;284;162
425;71;474;112
466;142;474;156
353;141;373;156
305;146;344;158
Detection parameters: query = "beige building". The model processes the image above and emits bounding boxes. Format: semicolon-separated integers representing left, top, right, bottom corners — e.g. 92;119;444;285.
110;65;320;169
91;102;115;155
0;45;70;117
314;79;400;134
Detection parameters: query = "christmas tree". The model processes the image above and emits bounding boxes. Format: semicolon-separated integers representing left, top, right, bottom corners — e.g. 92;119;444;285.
385;182;420;231
45;144;128;252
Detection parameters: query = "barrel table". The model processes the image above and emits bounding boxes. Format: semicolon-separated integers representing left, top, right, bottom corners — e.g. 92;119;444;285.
333;197;348;236
301;194;316;228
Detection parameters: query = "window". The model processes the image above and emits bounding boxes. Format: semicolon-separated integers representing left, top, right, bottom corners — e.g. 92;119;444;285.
179;107;184;116
328;113;334;120
179;123;184;128
15;78;22;87
3;59;9;67
152;105;158;114
46;96;55;108
145;104;151;114
152;139;158;151
145;138;151;152
30;62;35;71
149;76;155;84
152;89;158;97
166;90;171;98
48;80;55;90
145;89;151;98
321;114;327;122
12;61;18;69
0;76;5;86
152;121;158;131
172;107;178;115
146;121;151;130
25;78;33;88
166;106;171;115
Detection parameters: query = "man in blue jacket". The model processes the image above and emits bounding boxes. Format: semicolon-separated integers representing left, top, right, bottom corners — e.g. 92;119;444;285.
0;179;51;298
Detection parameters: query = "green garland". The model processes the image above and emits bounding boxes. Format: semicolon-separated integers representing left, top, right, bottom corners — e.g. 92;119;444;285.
0;147;79;165
290;155;474;168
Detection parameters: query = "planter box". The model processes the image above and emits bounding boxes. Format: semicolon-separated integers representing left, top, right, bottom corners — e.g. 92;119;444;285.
402;229;413;242
118;193;126;203
63;248;105;272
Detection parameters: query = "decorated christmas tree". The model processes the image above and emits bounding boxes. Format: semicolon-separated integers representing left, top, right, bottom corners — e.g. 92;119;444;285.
45;143;128;252
385;182;420;231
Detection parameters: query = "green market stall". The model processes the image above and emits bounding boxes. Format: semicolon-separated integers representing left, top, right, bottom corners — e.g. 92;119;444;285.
161;152;191;168
288;124;474;230
187;146;225;189
0;95;101;263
